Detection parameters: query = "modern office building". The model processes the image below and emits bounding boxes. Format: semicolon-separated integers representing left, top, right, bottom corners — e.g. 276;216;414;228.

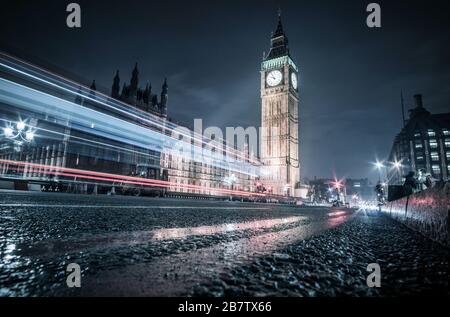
387;94;450;183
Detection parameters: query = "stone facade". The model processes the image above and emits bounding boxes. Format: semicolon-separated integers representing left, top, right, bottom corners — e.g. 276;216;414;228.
260;14;300;196
109;65;259;196
110;64;168;117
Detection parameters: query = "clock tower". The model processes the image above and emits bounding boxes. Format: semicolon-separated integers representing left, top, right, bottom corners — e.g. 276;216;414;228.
260;12;300;196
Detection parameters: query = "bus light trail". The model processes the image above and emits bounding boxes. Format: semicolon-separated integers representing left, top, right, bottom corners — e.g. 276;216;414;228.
0;52;261;166
0;76;259;177
0;159;267;197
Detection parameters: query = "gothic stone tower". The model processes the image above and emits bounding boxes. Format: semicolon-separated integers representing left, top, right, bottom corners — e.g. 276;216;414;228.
260;13;300;196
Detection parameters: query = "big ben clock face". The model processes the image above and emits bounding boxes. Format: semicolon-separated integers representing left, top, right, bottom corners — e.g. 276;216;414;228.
266;70;283;87
291;72;298;90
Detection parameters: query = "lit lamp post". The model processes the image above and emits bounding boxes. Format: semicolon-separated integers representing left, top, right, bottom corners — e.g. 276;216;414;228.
332;180;346;205
374;161;384;182
391;160;402;185
2;120;35;145
1;119;35;177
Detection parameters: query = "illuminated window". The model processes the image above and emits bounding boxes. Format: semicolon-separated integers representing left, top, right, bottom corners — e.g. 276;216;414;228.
415;141;423;149
443;129;450;136
416;164;425;171
447;152;450;160
414;132;421;138
445;139;450;147
432;165;440;175
416;156;424;161
430;152;439;161
427;129;436;137
429;139;438;149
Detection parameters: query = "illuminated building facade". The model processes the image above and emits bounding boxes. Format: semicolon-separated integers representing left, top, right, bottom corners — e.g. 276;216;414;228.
0;54;259;196
109;64;259;196
307;178;374;203
161;140;259;196
387;94;450;183
260;13;300;196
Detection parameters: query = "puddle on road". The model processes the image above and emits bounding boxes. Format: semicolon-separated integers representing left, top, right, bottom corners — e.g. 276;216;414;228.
328;211;347;217
2;208;353;296
77;209;354;296
152;216;303;240
15;216;305;258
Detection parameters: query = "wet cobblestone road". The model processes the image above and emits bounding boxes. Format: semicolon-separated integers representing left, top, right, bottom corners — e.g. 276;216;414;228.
0;191;448;296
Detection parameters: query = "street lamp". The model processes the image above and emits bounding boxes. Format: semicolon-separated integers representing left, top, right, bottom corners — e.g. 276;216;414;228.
375;162;383;169
1;119;35;143
3;127;13;138
331;179;346;204
393;161;402;170
25;131;35;142
16;121;26;131
389;159;403;185
374;160;385;182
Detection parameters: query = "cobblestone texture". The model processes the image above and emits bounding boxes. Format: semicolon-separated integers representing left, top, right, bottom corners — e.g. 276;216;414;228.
1;192;448;297
190;210;449;297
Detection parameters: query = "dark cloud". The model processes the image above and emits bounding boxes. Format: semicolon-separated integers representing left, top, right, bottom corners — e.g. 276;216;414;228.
1;0;449;182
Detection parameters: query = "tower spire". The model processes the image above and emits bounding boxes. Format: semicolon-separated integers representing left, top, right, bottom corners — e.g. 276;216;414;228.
130;62;139;90
273;10;285;38
111;70;120;98
260;9;300;197
160;77;168;115
266;10;289;60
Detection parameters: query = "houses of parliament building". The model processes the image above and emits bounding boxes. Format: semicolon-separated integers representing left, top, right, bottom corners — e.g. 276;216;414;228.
0;12;300;198
109;63;168;118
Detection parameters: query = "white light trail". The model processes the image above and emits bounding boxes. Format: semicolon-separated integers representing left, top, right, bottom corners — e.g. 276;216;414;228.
0;52;260;165
0;76;258;177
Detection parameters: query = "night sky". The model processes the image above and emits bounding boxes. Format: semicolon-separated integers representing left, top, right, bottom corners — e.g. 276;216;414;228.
1;0;449;182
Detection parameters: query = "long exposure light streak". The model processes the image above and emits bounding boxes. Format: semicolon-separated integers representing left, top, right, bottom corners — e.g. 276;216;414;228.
0;118;163;164
0;159;266;197
0;52;260;165
0;76;258;177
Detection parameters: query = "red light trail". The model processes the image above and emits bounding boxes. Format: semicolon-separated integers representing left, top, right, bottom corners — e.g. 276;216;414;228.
0;159;266;198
